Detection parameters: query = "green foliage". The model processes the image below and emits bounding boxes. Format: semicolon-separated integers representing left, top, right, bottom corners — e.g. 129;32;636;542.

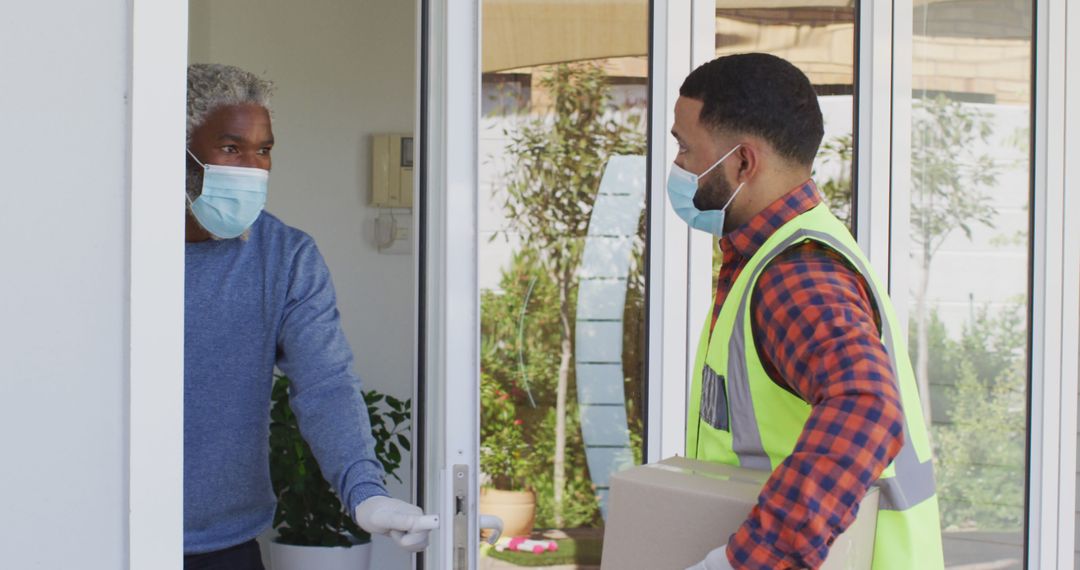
527;408;604;526
480;373;533;490
623;239;647;466
269;374;411;546
481;249;604;528
528;408;602;528
912;305;1027;531
481;248;564;401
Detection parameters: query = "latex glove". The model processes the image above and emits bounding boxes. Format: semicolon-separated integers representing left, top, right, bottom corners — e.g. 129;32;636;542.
686;545;735;570
354;496;440;552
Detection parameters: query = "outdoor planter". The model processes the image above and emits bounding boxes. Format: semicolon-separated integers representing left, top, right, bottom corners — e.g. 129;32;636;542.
479;488;536;538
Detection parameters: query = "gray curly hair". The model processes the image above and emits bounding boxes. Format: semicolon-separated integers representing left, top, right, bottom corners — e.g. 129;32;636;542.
187;63;274;143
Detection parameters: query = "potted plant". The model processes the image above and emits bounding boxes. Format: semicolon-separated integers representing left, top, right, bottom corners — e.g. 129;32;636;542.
268;374;411;570
479;374;536;539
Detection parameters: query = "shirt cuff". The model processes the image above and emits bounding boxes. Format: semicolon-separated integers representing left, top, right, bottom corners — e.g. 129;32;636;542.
347;482;389;513
728;525;797;570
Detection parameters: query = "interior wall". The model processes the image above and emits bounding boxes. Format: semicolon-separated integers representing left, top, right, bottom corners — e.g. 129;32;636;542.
0;0;131;568
189;1;417;567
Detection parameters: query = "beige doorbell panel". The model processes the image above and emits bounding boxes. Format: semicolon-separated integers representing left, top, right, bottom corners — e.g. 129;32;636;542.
371;133;414;208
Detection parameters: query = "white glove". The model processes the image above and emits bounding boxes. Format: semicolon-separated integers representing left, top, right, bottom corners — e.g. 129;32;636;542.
686;545;735;570
354;496;440;552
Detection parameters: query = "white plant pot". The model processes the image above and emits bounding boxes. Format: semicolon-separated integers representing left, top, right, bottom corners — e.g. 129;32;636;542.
269;540;373;570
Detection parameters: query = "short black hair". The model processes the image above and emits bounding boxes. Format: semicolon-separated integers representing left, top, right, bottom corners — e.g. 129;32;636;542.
680;53;824;167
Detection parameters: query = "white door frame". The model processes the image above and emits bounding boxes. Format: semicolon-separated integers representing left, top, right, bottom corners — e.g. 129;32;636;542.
857;0;901;299
128;0;187;569
420;0;481;567
1028;0;1080;566
646;0;700;463
131;1;445;568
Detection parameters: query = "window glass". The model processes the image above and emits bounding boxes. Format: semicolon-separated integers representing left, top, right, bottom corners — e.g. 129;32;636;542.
909;2;1032;568
478;1;649;564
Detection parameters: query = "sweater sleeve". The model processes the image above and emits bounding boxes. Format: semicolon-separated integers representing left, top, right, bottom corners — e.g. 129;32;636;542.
275;238;388;512
725;243;904;569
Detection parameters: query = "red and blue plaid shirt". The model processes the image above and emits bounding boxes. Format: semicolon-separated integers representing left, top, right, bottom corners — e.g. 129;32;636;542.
714;181;904;569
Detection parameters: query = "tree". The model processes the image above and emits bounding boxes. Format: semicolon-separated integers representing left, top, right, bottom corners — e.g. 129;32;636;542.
499;62;646;525
910;95;999;430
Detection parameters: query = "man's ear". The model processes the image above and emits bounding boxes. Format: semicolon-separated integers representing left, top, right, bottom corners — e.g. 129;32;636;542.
734;143;759;183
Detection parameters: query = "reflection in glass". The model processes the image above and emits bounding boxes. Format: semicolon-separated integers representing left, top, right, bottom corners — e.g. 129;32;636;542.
479;1;649;564
908;1;1032;568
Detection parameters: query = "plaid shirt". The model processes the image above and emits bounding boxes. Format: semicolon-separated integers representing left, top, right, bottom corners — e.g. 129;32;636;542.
712;182;905;569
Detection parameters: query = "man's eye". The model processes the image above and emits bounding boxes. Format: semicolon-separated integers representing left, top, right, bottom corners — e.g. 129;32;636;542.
221;145;239;153
257;147;272;156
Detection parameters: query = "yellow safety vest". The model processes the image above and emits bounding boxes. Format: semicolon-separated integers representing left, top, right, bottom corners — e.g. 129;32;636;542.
686;203;945;569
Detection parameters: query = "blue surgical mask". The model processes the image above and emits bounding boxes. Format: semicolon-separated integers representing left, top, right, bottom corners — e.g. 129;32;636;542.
666;144;745;236
186;149;269;239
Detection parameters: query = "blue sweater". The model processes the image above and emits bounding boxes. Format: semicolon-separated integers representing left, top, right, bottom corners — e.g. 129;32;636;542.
184;212;387;554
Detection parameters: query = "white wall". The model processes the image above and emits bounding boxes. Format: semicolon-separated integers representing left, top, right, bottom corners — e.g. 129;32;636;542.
0;1;131;568
189;1;417;567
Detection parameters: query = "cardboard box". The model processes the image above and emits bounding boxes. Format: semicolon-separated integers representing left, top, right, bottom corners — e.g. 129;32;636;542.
601;457;878;570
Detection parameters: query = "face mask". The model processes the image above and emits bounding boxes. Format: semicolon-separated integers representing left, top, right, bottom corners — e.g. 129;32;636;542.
666;144;745;236
186;149;269;239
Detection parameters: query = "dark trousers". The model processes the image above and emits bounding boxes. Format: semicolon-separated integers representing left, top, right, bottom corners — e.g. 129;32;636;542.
184;539;265;570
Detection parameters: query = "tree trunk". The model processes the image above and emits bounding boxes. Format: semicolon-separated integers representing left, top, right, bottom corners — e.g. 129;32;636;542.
915;244;934;436
553;279;572;528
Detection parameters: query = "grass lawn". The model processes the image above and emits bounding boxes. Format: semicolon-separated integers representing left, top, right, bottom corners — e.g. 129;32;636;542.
485;537;602;567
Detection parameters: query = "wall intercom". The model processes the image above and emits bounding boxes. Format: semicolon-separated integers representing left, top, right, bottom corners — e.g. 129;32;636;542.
370;133;414;208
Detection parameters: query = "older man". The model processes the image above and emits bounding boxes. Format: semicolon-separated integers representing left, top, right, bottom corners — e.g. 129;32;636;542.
183;63;435;569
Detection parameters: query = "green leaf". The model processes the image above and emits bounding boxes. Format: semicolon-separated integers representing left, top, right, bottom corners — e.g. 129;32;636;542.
270;377;412;545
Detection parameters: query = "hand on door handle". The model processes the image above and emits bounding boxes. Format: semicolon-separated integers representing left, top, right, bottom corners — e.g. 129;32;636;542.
355;495;441;552
479;514;503;545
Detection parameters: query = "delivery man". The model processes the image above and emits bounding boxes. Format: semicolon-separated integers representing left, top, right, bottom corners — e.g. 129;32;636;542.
673;54;944;570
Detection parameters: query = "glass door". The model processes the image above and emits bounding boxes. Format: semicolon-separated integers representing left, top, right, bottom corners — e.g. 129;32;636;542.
476;2;650;568
422;1;656;568
896;1;1033;567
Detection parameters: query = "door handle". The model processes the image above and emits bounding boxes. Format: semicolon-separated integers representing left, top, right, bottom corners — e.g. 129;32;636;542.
451;465;503;568
479;514;504;545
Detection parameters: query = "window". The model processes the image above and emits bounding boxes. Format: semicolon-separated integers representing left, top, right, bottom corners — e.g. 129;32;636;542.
907;1;1033;567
